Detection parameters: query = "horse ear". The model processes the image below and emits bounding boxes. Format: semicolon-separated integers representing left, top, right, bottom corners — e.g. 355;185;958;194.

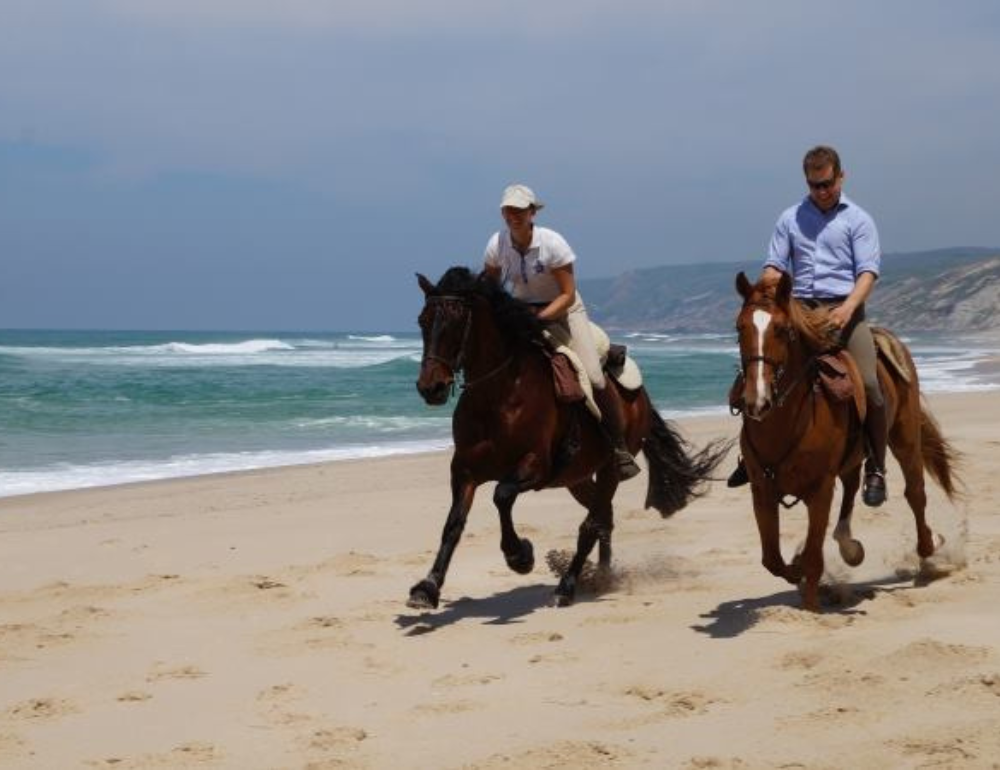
775;271;792;305
735;271;753;299
416;273;435;296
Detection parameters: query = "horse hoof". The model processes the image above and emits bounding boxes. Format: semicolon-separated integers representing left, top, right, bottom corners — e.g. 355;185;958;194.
407;580;440;610
506;538;535;575
839;538;866;567
550;591;574;608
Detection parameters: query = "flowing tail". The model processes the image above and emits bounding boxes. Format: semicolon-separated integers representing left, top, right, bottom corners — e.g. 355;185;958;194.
919;399;963;501
642;405;731;517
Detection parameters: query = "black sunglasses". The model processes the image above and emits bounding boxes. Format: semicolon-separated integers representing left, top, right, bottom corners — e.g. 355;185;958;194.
807;175;838;191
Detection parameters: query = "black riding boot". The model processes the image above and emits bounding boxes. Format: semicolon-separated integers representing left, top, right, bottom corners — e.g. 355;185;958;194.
862;399;889;507
593;386;641;481
727;457;749;488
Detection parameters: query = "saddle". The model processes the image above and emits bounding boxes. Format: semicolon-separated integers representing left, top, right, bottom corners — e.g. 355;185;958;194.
545;322;643;418
816;351;867;422
815;328;911;420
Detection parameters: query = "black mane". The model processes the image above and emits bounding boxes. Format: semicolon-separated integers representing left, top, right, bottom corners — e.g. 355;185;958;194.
433;266;545;346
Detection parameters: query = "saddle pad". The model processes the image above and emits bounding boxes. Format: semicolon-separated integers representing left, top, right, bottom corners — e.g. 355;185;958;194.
872;327;912;383
590;323;643;390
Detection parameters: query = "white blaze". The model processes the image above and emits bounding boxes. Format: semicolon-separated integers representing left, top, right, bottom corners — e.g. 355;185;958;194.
752;309;771;403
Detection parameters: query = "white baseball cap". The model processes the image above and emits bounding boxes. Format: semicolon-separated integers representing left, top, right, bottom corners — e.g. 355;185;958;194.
500;184;544;211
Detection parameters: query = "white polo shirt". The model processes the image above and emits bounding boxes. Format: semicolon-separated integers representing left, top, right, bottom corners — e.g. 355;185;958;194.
483;226;577;303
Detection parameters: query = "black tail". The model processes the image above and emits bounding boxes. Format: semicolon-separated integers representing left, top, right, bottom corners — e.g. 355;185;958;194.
642;406;731;517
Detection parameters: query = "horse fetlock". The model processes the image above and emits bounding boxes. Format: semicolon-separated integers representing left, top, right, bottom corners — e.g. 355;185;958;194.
551;579;575;607
407;578;440;610
505;538;535;575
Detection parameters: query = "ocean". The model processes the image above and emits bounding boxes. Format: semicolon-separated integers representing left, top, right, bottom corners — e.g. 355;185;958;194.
1;328;997;498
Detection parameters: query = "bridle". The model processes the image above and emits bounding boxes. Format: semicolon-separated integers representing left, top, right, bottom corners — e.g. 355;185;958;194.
421;294;473;374
420;294;513;393
733;310;816;416
734;306;819;507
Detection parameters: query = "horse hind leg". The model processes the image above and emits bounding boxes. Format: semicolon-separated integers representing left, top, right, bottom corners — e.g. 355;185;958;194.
893;441;937;559
567;479;613;567
494;480;535;575
553;476;616;607
833;466;866;567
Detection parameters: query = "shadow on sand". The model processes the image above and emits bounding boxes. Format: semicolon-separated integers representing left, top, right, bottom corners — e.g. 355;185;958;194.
691;574;944;639
395;583;555;636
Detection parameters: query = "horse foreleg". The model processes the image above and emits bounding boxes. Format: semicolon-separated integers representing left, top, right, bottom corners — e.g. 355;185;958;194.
800;483;835;612
407;475;477;610
833;466;865;567
752;486;790;583
494;480;535;575
553;472;617;607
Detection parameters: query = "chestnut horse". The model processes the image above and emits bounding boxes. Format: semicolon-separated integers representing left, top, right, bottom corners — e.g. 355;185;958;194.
733;271;961;610
409;267;727;609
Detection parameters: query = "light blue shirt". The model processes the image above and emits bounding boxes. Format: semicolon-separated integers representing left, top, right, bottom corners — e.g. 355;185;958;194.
763;194;881;299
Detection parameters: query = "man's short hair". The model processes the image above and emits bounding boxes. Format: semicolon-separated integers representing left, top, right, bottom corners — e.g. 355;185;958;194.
803;145;842;177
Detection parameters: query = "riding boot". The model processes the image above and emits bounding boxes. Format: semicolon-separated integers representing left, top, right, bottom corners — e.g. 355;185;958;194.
727;457;749;488
862;399;889;507
593;386;641;481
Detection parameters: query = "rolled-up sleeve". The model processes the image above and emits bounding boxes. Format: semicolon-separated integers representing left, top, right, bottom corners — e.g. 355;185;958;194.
852;214;881;278
483;232;500;267
763;211;792;273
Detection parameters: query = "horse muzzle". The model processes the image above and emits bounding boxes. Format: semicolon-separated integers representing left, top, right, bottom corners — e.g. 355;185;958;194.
416;378;453;405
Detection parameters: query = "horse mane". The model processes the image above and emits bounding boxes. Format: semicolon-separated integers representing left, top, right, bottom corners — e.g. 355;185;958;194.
787;299;842;353
751;274;840;353
433;266;545;346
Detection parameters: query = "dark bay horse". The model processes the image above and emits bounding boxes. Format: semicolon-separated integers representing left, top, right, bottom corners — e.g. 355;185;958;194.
409;267;727;609
733;271;961;611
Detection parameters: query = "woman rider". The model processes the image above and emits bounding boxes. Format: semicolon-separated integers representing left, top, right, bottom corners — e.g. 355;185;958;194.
482;184;640;481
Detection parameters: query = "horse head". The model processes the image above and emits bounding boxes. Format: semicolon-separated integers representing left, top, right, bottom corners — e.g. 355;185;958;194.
735;271;797;421
415;270;475;405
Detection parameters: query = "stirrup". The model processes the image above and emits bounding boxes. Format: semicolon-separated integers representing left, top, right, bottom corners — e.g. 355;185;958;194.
862;469;887;507
727;458;749;488
615;449;641;480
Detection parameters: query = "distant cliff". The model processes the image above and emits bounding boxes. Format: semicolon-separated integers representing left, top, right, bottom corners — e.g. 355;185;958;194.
579;248;1000;333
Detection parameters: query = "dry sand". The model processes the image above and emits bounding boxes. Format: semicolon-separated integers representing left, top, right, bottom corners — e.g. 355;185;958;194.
1;392;998;769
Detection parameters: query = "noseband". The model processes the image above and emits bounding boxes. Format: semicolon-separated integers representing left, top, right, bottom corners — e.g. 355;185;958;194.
734;315;811;413
421;294;473;374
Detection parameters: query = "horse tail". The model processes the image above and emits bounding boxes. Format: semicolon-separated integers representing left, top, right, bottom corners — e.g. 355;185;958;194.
642;401;730;517
918;399;963;501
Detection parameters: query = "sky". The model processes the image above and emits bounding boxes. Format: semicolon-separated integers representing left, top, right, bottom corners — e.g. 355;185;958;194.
2;1;999;331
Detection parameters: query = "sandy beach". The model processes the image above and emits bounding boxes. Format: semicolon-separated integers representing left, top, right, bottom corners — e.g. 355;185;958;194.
1;391;998;769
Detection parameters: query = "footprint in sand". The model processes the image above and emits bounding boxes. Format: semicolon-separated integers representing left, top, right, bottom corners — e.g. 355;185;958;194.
91;741;222;768
878;639;992;674
432;672;503;688
6;697;78;720
682;758;748;769
465;740;631;769
621;685;719;718
255;683;313;727
510;631;564;646
116;691;153;703
145;663;207;682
